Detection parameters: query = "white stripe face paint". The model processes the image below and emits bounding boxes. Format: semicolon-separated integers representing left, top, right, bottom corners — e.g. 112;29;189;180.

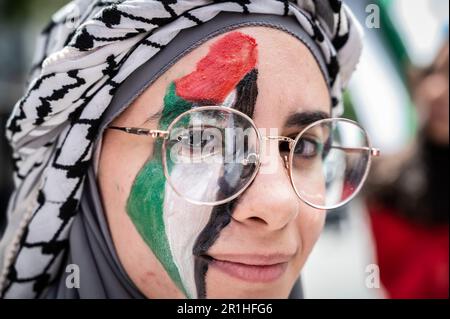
163;162;223;298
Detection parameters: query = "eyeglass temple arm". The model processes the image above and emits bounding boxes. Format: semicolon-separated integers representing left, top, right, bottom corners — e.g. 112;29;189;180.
108;126;169;139
331;145;381;157
265;137;381;157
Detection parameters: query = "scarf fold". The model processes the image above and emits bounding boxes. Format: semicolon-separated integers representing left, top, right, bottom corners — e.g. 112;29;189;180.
45;165;145;298
0;0;363;298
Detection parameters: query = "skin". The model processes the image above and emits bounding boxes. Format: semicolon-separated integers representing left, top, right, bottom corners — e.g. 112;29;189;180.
98;27;330;299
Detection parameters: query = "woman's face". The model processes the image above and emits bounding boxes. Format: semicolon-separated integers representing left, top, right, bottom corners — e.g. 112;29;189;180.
98;27;330;299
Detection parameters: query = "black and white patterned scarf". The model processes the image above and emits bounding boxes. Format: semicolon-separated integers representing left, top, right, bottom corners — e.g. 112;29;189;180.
0;0;363;298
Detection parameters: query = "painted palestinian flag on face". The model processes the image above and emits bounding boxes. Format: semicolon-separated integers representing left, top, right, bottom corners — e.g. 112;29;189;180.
127;32;259;299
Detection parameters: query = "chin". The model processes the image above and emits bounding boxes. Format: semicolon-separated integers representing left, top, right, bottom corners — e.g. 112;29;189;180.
204;265;295;299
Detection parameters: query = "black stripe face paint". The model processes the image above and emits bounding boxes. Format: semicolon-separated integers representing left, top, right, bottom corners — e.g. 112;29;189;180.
193;69;259;299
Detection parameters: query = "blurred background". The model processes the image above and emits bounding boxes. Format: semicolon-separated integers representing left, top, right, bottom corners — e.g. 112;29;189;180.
0;0;448;299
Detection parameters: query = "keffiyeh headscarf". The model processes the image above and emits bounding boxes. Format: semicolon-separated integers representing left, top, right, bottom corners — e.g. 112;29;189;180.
0;0;363;298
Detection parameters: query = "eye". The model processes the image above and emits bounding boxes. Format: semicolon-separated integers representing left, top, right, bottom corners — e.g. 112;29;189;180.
175;127;224;161
293;137;322;159
179;129;213;148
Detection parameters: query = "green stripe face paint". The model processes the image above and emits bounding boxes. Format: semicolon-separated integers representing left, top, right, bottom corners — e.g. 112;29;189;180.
126;32;259;299
126;82;192;297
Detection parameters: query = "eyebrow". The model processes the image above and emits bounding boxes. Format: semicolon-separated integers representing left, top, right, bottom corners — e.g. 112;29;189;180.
284;111;330;128
141;109;163;126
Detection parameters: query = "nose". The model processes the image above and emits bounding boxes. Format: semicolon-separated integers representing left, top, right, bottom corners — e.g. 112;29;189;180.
232;147;300;231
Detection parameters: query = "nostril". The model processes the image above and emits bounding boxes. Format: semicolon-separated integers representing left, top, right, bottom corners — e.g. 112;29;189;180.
232;212;267;225
247;216;268;225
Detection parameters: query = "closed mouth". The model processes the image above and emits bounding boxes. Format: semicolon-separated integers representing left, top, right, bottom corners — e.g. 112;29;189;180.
200;254;291;283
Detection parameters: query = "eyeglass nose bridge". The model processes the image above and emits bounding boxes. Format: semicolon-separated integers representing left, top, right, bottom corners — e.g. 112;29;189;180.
264;136;296;146
241;136;295;169
265;136;295;171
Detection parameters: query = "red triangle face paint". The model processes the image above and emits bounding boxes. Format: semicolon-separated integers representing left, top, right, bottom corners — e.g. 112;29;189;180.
175;32;258;105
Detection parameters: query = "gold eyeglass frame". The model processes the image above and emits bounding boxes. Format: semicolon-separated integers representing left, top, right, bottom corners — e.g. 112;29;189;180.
108;105;380;210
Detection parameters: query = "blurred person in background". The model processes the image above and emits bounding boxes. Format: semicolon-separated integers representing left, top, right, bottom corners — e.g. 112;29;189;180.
367;40;449;299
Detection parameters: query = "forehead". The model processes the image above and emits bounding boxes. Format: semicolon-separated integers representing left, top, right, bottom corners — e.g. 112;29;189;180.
237;27;331;127
123;27;331;128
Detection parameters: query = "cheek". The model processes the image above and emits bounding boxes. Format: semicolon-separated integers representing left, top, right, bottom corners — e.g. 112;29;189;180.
291;166;327;207
99;132;155;211
126;141;216;299
126;141;185;290
295;203;326;259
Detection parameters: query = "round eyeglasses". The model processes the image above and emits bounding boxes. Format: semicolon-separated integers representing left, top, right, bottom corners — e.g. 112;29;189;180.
108;106;380;210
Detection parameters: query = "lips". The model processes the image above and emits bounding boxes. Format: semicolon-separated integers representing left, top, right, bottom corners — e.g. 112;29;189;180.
204;254;292;283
